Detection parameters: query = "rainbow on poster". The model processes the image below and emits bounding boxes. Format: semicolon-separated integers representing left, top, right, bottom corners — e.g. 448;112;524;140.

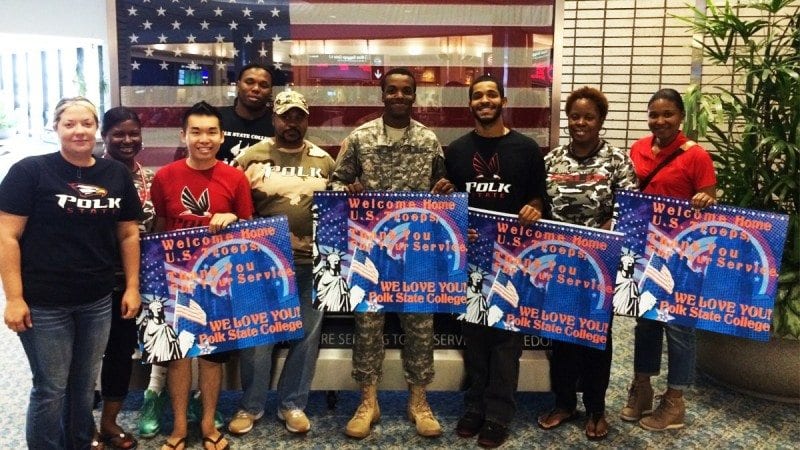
138;217;303;362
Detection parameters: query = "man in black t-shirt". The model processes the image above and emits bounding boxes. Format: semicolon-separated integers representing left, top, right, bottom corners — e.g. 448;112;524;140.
173;63;275;163
444;75;548;448
174;64;275;163
216;63;275;162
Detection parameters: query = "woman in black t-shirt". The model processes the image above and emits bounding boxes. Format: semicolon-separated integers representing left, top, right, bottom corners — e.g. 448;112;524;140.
0;97;142;450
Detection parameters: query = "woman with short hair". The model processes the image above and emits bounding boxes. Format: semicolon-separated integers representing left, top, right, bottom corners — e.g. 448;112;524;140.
537;86;638;441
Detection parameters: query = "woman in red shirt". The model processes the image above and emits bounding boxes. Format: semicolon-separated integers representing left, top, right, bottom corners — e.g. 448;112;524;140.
622;88;716;432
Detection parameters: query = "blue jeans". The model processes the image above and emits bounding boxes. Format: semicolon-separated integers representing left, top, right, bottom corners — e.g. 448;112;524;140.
633;318;696;390
19;294;112;450
239;264;323;413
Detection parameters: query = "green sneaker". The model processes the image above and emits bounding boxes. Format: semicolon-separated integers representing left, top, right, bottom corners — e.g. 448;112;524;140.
138;389;166;438
188;391;224;429
214;409;225;430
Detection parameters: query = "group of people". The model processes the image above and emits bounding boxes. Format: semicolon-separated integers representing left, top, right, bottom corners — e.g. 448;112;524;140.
0;62;716;450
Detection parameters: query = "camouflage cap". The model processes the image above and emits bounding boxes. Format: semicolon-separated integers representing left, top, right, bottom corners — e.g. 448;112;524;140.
273;90;310;115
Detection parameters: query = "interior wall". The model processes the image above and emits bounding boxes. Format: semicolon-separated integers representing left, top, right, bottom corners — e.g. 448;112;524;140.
0;0;108;42
560;0;696;150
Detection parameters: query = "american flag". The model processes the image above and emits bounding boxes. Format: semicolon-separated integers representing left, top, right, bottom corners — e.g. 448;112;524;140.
349;247;380;284
175;298;208;325
489;270;519;308
115;0;555;166
640;254;675;294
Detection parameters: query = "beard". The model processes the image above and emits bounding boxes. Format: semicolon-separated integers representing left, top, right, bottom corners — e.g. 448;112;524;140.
276;128;303;147
472;105;503;125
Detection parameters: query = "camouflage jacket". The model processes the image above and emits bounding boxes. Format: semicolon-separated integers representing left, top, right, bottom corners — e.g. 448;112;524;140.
544;141;638;228
330;117;446;191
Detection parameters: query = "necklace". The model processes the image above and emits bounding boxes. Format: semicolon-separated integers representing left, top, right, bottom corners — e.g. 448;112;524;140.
133;161;149;206
568;139;604;162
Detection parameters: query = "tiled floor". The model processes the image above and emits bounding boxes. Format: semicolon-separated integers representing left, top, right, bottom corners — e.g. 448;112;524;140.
0;292;797;449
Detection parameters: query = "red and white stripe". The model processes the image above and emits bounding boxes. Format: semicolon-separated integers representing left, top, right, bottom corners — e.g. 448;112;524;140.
120;1;555;168
641;258;675;294
350;249;381;284
490;273;519;308
175;299;208;326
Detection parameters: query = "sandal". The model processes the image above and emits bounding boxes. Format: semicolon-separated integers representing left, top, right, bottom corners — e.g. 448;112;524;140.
161;437;186;450
202;432;230;450
91;434;105;450
101;431;138;449
537;408;579;430
585;412;609;441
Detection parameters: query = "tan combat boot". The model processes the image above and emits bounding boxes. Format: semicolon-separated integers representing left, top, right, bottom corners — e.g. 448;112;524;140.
620;376;654;421
407;384;442;437
345;384;380;439
639;392;686;431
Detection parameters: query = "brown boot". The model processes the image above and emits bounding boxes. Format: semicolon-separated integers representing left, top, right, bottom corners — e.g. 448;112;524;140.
639;392;686;431
620;376;654;421
345;384;380;439
407;384;442;437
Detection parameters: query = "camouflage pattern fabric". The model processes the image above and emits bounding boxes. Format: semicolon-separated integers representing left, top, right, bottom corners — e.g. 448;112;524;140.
133;164;155;234
544;141;638;228
351;312;435;385
234;138;335;264
332;116;444;385
330;117;446;191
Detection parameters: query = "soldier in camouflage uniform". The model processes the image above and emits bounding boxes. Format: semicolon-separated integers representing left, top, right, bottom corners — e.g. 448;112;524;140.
330;67;454;439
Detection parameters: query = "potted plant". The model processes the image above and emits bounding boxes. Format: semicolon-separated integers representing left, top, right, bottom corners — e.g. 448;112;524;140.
681;0;799;401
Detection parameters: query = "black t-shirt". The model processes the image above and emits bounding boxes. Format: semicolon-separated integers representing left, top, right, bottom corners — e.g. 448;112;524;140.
217;105;275;163
445;130;549;216
0;153;142;306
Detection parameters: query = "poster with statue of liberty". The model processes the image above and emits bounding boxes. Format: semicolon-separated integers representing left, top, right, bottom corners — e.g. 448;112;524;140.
464;208;624;350
137;217;303;363
612;191;789;341
312;191;469;314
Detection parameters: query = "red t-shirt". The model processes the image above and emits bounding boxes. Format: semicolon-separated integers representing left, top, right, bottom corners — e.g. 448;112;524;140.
151;160;254;231
629;131;716;200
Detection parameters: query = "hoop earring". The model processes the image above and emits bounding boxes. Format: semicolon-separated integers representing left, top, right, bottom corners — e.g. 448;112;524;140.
599;127;607;136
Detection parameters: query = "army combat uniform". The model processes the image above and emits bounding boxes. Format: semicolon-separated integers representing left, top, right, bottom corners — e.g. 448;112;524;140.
330;116;446;386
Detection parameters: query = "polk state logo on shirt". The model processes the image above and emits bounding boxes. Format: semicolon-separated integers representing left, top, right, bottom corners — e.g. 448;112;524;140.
225;131;272;158
260;160;324;180
466;151;512;197
55;183;122;214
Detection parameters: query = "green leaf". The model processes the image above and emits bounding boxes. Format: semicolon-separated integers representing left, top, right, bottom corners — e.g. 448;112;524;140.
682;0;800;338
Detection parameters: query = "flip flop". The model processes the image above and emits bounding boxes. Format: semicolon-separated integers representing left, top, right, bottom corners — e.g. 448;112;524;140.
202;432;230;450
91;434;105;450
101;431;138;449
585;412;609;441
161;437;186;450
537;408;579;430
